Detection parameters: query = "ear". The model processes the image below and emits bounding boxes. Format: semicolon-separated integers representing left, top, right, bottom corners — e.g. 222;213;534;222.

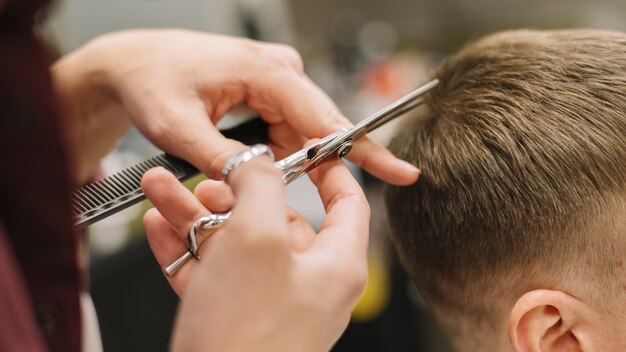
507;289;597;352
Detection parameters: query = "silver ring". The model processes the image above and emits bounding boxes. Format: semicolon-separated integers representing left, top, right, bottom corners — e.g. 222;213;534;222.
222;144;274;183
163;212;232;277
188;211;233;257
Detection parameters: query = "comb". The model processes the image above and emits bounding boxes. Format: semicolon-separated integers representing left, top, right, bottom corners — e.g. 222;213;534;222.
72;117;269;228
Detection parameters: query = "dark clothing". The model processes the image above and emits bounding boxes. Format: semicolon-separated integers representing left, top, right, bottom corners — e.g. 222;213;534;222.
0;1;82;351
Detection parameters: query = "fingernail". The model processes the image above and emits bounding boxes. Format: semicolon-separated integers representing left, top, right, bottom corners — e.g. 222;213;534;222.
399;160;420;174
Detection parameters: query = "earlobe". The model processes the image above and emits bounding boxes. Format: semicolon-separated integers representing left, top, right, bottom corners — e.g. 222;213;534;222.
508;290;587;352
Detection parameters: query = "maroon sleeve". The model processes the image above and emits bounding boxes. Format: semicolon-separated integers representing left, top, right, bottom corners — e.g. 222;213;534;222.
0;1;82;352
0;222;48;352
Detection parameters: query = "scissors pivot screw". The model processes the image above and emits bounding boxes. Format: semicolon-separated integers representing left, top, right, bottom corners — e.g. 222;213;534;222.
337;143;352;158
163;79;439;276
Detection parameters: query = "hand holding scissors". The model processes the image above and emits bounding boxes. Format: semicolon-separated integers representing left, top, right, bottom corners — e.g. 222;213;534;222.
156;79;439;276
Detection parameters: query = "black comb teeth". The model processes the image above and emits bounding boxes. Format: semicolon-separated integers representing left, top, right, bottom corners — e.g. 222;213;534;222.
72;154;198;228
71;117;269;228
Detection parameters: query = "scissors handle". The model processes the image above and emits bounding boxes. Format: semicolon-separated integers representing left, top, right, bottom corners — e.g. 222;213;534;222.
165;79;439;275
164;251;194;276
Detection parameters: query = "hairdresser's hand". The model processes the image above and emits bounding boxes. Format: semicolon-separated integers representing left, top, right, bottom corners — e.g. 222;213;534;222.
53;29;419;184
142;157;370;351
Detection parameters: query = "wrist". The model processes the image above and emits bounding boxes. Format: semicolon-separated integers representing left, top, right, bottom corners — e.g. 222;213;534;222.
52;34;120;113
52;35;131;183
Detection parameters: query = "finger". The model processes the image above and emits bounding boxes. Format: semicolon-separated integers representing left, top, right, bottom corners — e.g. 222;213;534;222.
246;72;347;138
286;208;316;252
346;135;421;186
194;179;235;213
141;167;209;235
307;159;370;263
143;208;198;296
267;121;307;159
245;72;419;185
225;157;290;256
134;96;247;179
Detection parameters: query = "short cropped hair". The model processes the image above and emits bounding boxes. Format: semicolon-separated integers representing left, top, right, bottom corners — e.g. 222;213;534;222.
385;29;626;341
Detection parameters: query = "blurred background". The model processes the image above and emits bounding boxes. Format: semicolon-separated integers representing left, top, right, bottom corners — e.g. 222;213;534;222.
43;0;626;351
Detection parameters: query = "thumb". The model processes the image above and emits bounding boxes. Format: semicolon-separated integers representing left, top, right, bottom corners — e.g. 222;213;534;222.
137;97;249;179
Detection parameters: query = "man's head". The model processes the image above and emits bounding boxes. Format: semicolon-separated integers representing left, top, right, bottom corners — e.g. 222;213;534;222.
385;29;626;351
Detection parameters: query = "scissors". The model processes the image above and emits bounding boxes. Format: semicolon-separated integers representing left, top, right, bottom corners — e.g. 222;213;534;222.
164;78;439;276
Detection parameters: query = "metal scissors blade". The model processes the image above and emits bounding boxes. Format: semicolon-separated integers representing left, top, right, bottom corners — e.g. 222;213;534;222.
275;78;439;184
164;78;439;276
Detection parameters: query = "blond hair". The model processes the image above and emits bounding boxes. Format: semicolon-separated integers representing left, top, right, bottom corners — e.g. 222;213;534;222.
385;29;626;344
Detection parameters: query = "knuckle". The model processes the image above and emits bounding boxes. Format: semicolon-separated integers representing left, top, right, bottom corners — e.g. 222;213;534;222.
143;116;169;144
349;187;369;208
331;112;352;129
327;106;344;125
207;144;245;180
239;227;290;254
148;101;179;134
208;149;233;179
328;189;369;215
277;45;304;71
262;43;304;73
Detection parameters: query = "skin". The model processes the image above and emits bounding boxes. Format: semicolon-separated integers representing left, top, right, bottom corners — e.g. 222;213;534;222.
506;286;626;352
51;29;403;350
142;158;371;351
52;29;420;185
